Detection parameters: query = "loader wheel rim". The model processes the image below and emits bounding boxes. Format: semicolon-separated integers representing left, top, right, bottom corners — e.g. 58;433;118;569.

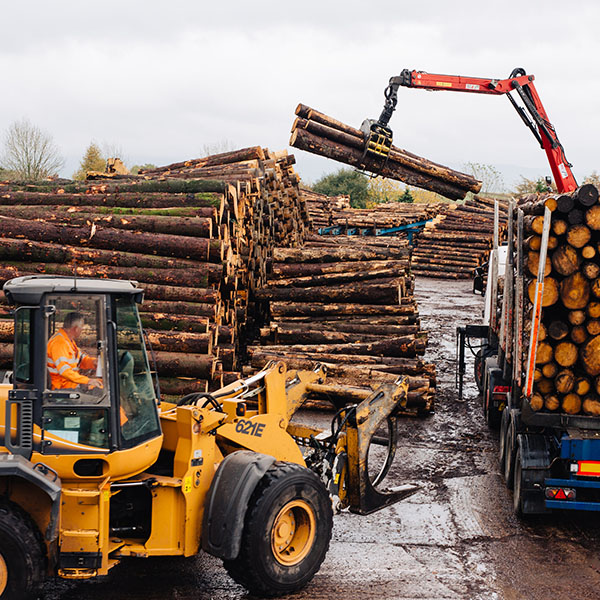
271;499;316;566
0;552;7;595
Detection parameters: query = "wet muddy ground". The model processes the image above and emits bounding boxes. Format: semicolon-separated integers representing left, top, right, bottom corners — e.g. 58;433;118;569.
43;278;600;599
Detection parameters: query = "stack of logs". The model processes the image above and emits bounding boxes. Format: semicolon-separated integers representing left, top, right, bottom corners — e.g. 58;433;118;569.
412;196;509;279
305;191;443;234
521;185;600;416
0;146;311;399
246;237;436;414
290;104;481;200
301;189;351;229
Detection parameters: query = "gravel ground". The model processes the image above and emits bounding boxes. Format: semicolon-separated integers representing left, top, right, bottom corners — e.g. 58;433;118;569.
43;278;600;600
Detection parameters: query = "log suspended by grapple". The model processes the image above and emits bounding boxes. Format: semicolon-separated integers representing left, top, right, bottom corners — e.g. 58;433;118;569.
290;104;481;200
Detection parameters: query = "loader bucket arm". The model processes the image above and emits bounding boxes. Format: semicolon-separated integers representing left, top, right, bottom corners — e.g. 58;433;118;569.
345;377;418;514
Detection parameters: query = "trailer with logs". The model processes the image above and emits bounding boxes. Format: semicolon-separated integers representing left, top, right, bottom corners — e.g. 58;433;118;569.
458;184;600;514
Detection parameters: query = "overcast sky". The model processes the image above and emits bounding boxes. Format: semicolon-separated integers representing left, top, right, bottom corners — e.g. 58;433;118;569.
2;1;600;189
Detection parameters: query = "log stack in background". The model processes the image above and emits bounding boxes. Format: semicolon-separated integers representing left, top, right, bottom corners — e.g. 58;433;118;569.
0;146;311;398
412;196;509;279
246;239;437;414
305;191;443;234
301;189;351;229
290;104;482;200
519;184;600;417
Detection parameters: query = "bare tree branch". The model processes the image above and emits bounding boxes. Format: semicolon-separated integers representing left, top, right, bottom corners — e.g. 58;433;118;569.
1;118;65;180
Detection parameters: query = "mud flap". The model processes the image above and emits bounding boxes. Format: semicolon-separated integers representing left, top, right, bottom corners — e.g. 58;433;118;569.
516;434;552;514
345;377;418;515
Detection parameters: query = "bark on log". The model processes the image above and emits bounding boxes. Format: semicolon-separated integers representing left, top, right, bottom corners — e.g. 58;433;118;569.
290;127;472;201
270;302;416;318
0;216;223;262
256;283;401;305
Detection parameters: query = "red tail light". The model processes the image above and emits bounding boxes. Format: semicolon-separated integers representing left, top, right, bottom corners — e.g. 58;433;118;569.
545;487;576;500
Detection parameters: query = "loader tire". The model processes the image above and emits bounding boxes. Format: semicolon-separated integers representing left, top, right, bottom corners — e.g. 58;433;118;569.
224;461;332;597
0;501;45;600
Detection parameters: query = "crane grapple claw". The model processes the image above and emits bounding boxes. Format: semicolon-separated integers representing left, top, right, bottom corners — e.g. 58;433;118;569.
360;119;394;165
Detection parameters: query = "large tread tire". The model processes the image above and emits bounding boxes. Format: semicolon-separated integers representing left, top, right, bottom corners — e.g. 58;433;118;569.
504;412;517;490
0;501;45;600
499;407;510;476
513;448;525;516
224;461;333;597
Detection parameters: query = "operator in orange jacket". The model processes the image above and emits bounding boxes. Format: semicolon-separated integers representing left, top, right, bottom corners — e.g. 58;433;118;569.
47;312;102;390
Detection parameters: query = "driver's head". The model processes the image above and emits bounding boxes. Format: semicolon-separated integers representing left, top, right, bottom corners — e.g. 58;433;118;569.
63;312;85;341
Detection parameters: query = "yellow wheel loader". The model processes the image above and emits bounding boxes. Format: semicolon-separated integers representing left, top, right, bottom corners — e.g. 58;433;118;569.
0;275;417;599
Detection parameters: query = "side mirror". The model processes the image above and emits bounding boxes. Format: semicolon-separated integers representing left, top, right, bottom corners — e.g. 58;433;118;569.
43;305;56;317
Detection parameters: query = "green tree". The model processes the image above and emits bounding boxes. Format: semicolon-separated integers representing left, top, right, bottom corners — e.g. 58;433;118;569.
72;143;106;180
1;118;64;180
367;178;404;204
313;168;370;208
398;188;414;203
130;163;158;175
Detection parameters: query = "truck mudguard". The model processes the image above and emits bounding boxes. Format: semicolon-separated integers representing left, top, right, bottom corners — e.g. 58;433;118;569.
518;433;552;470
0;454;62;541
201;450;276;560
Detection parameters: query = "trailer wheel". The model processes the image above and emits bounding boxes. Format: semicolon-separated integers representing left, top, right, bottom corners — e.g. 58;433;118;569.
483;358;503;430
499;407;510;475
513;434;551;516
224;462;333;597
503;412;517;490
0;501;45;600
513;449;525;516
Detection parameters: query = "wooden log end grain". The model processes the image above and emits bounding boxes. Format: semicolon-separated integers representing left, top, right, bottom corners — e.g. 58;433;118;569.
582;335;600;376
562;393;582;415
560;272;590;309
544;394;560;411
528;277;559;308
530;392;544;411
583;395;600;416
554;341;578;368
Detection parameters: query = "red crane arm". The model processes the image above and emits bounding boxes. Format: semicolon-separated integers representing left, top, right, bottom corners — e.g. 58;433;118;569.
378;68;577;193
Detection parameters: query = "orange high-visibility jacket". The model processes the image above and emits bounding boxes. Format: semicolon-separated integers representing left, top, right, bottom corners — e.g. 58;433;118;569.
47;328;96;389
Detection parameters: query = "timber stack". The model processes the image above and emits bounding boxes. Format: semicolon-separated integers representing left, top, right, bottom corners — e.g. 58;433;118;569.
306;193;443;235
0;146;311;398
412;196;510;278
246;238;436;414
519;184;600;417
301;189;351;229
290;103;482;200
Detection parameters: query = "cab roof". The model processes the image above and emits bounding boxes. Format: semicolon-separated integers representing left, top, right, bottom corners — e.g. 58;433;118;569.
3;276;143;305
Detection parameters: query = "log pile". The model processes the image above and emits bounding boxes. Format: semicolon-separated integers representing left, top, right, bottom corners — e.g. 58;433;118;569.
305;190;443;234
520;185;600;417
0;146;311;398
246;238;436;414
301;189;351;229
290;104;482;200
412;196;509;279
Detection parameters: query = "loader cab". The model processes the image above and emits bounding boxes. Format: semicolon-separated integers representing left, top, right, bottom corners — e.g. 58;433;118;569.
3;276;161;460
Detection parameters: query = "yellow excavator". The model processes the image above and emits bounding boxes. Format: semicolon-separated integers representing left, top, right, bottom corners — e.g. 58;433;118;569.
0;275;417;599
